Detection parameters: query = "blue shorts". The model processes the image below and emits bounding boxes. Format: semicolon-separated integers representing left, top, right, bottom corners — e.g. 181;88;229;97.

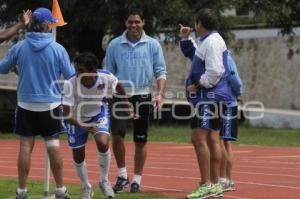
191;103;238;140
67;105;110;148
220;105;238;141
191;103;221;131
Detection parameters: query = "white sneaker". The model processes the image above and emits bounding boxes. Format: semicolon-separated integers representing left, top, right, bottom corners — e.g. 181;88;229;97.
55;188;71;199
99;180;115;198
227;180;236;191
219;178;236;192
81;186;94;199
15;191;28;199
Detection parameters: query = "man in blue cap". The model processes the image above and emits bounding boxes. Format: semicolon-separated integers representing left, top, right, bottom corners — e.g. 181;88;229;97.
0;7;74;199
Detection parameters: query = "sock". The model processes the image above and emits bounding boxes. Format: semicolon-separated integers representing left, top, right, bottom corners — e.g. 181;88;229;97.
73;161;91;188
132;174;142;185
17;188;27;194
99;149;111;182
56;186;67;193
118;167;128;179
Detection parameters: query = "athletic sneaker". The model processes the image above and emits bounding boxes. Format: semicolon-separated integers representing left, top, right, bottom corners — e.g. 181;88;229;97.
219;178;236;192
224;180;236;192
15;191;28;199
55;189;71;199
210;183;223;198
130;182;140;193
186;184;212;199
113;176;129;193
99;180;115;198
81;186;94;199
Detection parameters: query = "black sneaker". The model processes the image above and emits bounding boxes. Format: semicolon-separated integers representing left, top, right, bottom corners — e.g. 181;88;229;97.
130;182;140;193
113;176;129;193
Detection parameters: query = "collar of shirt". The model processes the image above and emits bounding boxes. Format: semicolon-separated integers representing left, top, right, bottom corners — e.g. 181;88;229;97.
120;31;148;46
199;30;217;42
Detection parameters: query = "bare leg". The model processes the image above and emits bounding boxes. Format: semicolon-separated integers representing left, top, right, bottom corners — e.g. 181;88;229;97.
45;138;64;188
219;139;228;179
191;129;210;184
224;141;233;180
95;133;111;182
208;131;222;184
72;146;85;164
112;135;126;168
94;133;109;153
18;136;35;189
134;142;147;175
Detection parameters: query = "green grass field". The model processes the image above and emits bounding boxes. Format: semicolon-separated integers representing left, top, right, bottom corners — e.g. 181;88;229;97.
1;124;300;147
147;124;300;147
0;178;171;199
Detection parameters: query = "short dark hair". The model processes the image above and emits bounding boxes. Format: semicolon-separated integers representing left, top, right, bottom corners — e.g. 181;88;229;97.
127;8;144;20
195;8;219;30
73;52;100;72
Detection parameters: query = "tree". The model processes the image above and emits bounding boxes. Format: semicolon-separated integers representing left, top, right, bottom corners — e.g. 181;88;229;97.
0;0;193;60
237;0;300;35
1;0;299;60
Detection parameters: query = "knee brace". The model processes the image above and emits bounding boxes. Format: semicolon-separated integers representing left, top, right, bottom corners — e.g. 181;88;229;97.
45;139;60;149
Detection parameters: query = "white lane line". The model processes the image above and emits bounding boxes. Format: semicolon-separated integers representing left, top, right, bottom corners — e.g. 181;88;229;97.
236;180;300;190
225;195;251;199
1;164;300;180
142;185;184;192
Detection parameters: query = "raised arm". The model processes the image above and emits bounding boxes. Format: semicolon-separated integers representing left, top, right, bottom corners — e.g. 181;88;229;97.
179;24;197;61
0;10;32;43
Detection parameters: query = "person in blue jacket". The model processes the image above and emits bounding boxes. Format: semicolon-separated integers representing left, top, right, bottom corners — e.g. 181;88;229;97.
179;8;239;199
0;8;74;199
179;23;243;192
218;52;243;193
105;8;167;193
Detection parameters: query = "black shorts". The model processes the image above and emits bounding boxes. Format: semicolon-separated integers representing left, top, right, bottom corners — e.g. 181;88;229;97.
110;94;152;143
220;105;238;141
14;105;64;137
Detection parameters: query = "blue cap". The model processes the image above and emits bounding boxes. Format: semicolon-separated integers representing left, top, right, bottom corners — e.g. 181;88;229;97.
33;8;58;23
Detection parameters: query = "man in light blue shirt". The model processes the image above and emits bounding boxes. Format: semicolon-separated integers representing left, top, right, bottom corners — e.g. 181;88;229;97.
105;8;167;193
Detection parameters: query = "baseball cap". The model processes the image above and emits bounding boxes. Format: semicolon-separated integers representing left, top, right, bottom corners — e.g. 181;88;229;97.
33;8;58;23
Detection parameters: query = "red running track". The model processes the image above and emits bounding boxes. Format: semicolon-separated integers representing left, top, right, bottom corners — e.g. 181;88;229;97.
1;140;300;198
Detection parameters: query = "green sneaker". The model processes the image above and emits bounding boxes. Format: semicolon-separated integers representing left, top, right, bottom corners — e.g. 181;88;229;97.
186;184;213;199
210;183;223;198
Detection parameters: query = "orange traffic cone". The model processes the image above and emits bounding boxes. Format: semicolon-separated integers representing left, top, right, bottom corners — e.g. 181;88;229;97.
52;0;67;27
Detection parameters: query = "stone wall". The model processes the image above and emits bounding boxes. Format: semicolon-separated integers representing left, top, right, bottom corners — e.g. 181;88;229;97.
1;34;300;110
161;35;300;110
